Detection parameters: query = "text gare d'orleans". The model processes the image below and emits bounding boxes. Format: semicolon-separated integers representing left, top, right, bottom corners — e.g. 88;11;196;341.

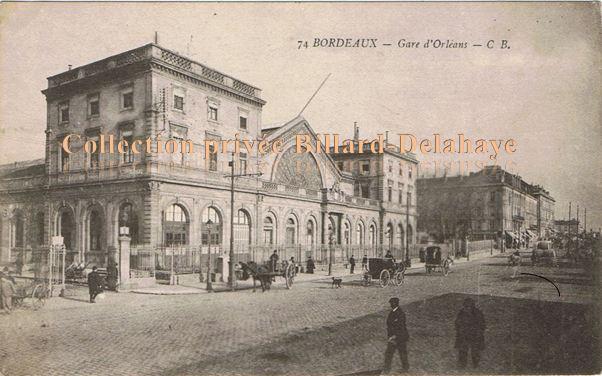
60;133;517;161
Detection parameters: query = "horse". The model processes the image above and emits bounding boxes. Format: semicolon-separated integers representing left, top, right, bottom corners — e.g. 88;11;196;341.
238;261;272;292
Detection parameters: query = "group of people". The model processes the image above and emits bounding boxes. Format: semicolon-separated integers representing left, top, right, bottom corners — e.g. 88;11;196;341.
382;296;486;374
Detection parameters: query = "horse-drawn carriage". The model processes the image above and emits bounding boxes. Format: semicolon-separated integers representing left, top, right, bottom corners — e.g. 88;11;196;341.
238;260;296;292
362;257;405;287
531;241;558;267
424;246;453;276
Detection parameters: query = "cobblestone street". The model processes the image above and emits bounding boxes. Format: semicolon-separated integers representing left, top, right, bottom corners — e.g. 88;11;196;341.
0;253;598;376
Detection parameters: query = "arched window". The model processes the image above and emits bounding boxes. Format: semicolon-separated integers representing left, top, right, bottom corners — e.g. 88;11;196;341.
397;223;405;248
285;217;297;245
306;219;315;246
164;204;189;246
201;206;222;246
233;209;251;249
263;215;275;245
369;224;377;246
356;222;364;245
119;203;139;245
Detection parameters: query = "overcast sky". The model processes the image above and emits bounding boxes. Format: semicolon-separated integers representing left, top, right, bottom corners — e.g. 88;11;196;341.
0;3;600;229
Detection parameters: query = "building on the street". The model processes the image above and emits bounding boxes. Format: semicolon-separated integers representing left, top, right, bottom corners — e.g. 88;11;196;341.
0;43;418;283
417;166;555;247
554;219;582;235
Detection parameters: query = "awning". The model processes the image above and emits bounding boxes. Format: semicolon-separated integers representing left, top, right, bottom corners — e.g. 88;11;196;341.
505;231;517;239
526;230;537;238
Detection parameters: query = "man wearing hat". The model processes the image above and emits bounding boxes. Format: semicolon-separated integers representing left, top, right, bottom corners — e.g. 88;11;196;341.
87;266;103;303
382;297;410;374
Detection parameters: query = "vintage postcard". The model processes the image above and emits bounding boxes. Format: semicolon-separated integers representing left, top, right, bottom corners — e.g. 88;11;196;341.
0;2;600;376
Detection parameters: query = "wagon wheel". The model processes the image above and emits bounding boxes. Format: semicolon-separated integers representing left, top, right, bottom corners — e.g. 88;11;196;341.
284;263;295;289
31;284;47;310
393;270;404;286
379;270;390;288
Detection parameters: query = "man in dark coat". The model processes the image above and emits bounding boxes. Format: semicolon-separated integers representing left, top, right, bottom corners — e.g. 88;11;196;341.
306;256;315;274
269;250;279;272
382;297;410;374
455;297;486;369
349;255;356;274
362;255;368;271
87;266;103;303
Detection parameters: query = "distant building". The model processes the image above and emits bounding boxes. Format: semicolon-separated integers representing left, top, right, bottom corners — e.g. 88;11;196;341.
554;219;582;235
417;166;554;246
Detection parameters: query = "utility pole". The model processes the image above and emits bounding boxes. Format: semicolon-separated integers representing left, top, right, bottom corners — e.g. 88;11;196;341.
225;152;263;290
405;190;410;265
584;208;587;235
576;205;580;236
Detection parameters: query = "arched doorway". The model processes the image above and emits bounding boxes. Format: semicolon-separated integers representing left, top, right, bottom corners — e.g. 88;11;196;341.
386;223;394;250
356;221;365;246
86;207;105;266
233;209;251;250
201;206;222;248
11;210;25;249
164;204;189;246
285;217;297;245
35;212;45;246
263;215;275;245
397;223;405;249
369;223;377;247
56;208;75;252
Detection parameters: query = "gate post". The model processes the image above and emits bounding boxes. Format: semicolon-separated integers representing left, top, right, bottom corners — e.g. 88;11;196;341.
118;235;131;288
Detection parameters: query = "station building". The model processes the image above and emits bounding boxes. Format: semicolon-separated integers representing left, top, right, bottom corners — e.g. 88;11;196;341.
0;43;418;283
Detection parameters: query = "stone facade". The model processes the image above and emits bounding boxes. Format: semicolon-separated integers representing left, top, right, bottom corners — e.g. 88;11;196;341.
0;44;418;281
417;166;554;245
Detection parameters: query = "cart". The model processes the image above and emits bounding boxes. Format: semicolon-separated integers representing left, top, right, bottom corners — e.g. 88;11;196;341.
12;278;49;310
239;260;296;292
424;246;453;276
362;257;405;287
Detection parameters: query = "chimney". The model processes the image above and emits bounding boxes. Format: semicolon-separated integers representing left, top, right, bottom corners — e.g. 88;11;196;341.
353;122;359;142
68;65;72;70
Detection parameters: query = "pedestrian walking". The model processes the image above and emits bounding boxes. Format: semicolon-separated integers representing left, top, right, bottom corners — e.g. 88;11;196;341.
0;272;17;313
306;256;315;274
349;255;356;274
87;266;103;303
381;297;410;374
455;297;486;369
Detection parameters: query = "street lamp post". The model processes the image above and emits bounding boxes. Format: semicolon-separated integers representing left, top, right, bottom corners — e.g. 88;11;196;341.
206;219;214;292
226;154;263;291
